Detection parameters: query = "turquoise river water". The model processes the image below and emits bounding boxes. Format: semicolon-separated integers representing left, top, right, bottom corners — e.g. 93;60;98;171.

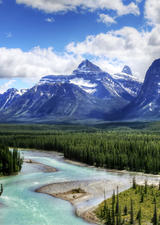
0;150;159;225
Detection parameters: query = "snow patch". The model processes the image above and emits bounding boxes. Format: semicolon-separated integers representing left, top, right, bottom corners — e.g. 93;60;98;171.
149;102;153;111
112;73;141;82
70;78;97;88
81;87;97;94
17;89;27;96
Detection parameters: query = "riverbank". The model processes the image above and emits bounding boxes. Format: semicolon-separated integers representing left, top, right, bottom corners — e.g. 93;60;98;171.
19;149;160;224
23;159;57;173
35;154;160;225
18;148;160;178
36;176;160;225
36;179;128;224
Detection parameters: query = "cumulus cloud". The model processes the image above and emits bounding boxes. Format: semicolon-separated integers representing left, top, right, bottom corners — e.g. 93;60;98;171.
0;80;16;94
98;14;116;26
0;47;82;80
1;25;160;82
16;0;139;16
145;0;160;25
45;17;55;23
66;26;160;80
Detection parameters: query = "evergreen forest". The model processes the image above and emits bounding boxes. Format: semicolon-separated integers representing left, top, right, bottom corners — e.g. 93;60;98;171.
0;145;23;176
0;122;160;174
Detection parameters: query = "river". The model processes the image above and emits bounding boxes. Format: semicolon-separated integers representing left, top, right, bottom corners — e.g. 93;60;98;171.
0;150;160;225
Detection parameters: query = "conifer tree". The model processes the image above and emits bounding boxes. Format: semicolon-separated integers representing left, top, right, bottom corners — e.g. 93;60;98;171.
140;193;144;203
112;190;115;225
130;199;134;224
144;180;148;194
116;186;119;214
112;190;116;205
119;207;122;225
152;201;157;225
136;208;142;225
132;177;136;189
124;205;128;215
103;189;107;218
105;208;111;225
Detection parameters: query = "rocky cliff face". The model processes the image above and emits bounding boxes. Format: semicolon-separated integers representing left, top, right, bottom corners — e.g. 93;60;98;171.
121;59;160;120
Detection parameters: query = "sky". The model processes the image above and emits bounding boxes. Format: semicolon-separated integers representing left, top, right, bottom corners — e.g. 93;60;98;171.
0;0;160;93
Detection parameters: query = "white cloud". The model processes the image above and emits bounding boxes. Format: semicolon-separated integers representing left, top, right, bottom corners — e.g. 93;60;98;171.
1;25;160;83
145;0;160;25
0;47;82;81
16;0;139;16
98;14;116;26
45;17;55;23
0;80;16;94
66;26;160;80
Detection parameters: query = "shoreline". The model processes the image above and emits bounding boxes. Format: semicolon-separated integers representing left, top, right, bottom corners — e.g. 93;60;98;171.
35;154;160;225
64;158;160;178
35;179;128;225
24;159;58;173
4;149;160;224
16;147;160;178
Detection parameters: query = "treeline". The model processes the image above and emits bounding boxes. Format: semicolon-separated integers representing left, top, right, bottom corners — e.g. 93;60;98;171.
1;131;160;174
0;145;23;176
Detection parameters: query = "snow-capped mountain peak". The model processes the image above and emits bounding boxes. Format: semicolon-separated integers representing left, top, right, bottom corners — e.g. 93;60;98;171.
0;59;144;122
17;89;28;96
73;59;102;74
122;65;132;75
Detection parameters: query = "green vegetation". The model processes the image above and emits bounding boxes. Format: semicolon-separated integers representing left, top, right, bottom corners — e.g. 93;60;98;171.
96;179;160;225
0;145;23;176
1;122;160;174
71;188;85;194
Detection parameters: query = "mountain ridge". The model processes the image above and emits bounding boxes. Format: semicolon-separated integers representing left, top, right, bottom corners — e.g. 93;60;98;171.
0;59;142;122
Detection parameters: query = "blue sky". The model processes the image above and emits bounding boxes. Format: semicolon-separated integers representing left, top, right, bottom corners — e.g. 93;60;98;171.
0;0;160;93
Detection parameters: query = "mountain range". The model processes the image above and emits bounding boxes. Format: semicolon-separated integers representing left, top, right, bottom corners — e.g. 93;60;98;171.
0;58;159;123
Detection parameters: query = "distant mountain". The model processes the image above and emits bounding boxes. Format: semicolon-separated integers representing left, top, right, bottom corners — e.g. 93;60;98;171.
112;66;142;98
0;59;142;122
122;65;132;75
40;60;141;100
0;88;27;111
121;59;160;120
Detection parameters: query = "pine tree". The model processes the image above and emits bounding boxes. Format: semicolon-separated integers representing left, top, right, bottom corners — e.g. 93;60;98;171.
124;205;128;215
112;190;115;225
153;196;156;204
144;180;148;194
136;208;142;225
103;189;107;218
130;199;134;224
112;190;116;205
140;193;144;203
132;177;136;189
105;208;111;225
152;201;157;225
116;186;119;214
119;207;122;225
